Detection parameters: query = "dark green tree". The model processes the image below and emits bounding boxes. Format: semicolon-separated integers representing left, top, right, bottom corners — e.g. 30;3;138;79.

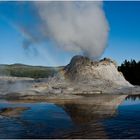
118;59;140;85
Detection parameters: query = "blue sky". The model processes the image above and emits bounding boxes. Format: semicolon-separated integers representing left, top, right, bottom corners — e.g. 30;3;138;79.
0;1;140;66
103;1;140;65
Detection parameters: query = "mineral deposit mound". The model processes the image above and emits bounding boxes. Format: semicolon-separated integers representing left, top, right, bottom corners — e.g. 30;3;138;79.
64;55;132;87
45;55;133;95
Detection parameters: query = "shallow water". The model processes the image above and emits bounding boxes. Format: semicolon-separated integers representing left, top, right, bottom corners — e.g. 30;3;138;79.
0;102;75;138
0;95;140;138
103;95;140;139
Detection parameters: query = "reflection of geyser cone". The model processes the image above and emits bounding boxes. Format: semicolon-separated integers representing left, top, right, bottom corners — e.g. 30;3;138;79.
57;95;126;124
58;95;126;139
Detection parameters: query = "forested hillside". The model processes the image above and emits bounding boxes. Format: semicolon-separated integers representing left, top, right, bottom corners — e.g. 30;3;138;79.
0;64;62;79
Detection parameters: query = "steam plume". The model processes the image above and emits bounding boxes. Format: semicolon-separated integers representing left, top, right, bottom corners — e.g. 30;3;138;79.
8;1;109;59
34;1;109;59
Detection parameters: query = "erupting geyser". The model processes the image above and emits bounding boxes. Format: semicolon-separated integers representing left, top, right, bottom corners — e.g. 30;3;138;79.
0;1;134;97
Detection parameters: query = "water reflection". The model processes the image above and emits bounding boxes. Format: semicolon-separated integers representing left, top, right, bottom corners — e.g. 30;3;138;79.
55;95;126;138
103;94;140;139
126;94;140;101
0;95;128;139
0;102;75;138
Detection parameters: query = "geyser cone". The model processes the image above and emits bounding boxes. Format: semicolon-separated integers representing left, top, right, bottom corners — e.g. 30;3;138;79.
64;55;132;88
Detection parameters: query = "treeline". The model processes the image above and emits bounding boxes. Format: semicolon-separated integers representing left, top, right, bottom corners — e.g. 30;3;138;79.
0;64;62;79
118;59;140;85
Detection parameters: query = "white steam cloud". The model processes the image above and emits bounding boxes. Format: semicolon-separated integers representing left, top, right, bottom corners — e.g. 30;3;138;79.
34;1;109;59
